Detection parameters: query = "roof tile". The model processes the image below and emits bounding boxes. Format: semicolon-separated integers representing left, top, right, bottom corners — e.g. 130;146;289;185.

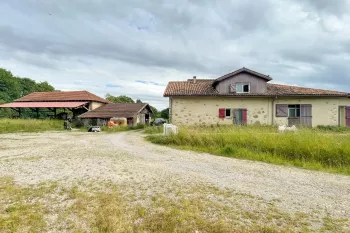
15;91;110;103
164;80;349;97
79;103;150;119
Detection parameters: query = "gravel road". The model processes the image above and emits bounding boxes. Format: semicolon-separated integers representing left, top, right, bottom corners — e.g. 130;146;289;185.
1;131;350;222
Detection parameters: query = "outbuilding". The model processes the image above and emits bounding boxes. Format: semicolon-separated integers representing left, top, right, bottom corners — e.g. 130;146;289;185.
78;103;153;126
0;90;110;119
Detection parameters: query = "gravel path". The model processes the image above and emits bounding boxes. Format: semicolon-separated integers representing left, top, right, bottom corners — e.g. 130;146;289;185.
1;131;350;221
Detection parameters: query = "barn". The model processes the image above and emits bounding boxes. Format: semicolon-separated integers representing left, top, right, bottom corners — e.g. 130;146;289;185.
78;103;153;126
0;91;110;119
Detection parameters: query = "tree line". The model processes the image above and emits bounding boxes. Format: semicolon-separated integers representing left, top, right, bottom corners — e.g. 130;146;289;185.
0;67;169;119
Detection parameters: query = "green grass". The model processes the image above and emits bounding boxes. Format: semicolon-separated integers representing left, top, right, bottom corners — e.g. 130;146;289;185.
101;123;145;133
143;125;163;134
146;125;350;175
0;118;63;134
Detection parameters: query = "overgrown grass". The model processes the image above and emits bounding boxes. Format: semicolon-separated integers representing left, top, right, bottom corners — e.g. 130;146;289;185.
102;123;145;133
147;125;350;175
2;177;347;232
0;118;63;134
143;125;163;134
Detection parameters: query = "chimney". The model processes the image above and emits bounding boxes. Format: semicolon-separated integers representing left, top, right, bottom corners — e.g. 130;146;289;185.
193;76;197;84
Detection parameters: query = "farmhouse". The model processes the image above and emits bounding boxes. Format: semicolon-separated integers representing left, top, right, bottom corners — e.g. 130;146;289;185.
164;67;350;127
0;91;110;118
79;103;153;126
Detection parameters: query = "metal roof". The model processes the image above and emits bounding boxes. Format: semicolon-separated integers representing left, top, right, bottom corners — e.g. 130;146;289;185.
0;101;89;108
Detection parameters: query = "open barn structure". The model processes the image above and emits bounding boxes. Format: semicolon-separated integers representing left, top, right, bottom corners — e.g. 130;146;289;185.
0;91;110;119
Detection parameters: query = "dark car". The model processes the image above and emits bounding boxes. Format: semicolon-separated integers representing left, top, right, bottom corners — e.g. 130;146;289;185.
150;118;166;126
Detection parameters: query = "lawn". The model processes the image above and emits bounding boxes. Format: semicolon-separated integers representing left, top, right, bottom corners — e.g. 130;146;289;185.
0;118;64;134
146;125;350;175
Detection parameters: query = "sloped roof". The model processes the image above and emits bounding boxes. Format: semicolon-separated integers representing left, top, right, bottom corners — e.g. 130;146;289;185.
79;103;151;119
0;102;88;108
15;91;110;103
213;67;272;85
163;79;349;97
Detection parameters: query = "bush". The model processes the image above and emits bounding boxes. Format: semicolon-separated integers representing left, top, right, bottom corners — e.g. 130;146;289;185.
71;119;84;128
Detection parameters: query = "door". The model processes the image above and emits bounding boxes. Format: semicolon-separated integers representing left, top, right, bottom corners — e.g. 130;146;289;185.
346;107;350;127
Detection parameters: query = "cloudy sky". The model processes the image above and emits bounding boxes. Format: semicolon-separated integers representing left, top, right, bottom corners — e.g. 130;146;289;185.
0;0;350;109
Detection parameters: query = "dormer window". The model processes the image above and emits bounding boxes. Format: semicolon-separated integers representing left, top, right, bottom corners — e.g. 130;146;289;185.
236;83;250;93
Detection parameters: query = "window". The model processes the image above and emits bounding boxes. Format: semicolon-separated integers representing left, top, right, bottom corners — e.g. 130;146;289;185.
288;105;300;117
236;83;250;93
225;108;231;118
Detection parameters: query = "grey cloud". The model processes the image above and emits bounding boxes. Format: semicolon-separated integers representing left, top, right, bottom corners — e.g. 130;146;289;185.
292;0;350;15
1;0;350;109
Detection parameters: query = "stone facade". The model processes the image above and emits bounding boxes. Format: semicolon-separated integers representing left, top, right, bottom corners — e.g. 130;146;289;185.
170;96;350;127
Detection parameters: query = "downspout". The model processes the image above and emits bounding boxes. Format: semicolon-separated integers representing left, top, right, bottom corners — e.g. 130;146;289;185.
271;96;277;125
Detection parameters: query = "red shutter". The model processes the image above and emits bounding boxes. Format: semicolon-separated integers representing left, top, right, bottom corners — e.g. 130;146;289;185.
219;108;225;118
242;109;247;124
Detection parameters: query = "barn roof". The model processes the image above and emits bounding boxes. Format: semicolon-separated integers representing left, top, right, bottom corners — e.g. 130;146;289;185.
14;91;110;103
79;103;151;119
0;102;88;108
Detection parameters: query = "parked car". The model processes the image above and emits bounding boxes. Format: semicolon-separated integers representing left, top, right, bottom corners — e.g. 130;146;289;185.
150;118;166;126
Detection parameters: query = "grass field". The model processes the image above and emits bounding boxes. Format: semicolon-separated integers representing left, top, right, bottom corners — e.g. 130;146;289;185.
0;119;63;134
147;125;350;175
1;177;346;233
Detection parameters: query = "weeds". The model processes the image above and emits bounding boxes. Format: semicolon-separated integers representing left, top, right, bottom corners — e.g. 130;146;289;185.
1;177;348;232
0;118;63;134
144;125;163;134
102;123;145;133
147;125;350;175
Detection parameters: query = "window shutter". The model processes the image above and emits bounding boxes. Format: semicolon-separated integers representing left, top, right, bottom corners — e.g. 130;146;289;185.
219;108;225;118
242;109;247;124
229;84;236;93
300;104;312;126
276;104;288;117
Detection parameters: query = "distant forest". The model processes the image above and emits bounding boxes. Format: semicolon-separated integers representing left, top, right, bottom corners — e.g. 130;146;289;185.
0;68;168;119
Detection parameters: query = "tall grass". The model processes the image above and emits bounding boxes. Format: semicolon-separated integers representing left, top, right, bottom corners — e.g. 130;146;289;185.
147;125;350;175
0;118;63;134
102;123;145;133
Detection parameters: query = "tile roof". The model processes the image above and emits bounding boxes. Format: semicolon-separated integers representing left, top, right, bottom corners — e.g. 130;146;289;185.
79;103;150;119
164;79;349;97
15;91;110;103
0;102;88;108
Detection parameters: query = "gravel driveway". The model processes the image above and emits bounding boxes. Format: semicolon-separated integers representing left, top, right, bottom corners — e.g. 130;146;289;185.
1;131;350;229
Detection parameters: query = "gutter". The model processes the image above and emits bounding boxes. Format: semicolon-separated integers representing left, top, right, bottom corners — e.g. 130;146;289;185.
272;96;277;125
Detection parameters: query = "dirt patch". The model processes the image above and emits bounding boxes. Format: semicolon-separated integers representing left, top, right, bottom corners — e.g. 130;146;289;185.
1;131;350;232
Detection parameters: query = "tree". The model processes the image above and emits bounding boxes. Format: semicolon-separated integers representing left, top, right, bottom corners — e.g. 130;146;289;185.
35;81;55;92
105;94;135;103
136;99;142;103
0;67;55;118
0;68;20;102
160;108;169;120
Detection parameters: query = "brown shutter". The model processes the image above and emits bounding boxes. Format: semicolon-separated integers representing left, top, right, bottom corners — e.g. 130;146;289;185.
300;104;312;126
229;84;236;93
276;104;288;117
